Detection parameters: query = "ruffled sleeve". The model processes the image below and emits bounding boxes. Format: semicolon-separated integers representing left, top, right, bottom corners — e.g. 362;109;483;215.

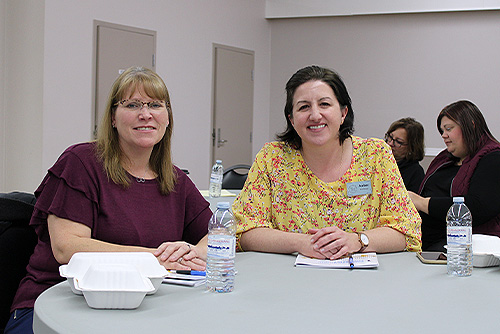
31;144;99;230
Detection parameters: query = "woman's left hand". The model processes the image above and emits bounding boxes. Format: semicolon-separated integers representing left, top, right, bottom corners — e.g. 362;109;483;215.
154;242;206;271
309;226;360;260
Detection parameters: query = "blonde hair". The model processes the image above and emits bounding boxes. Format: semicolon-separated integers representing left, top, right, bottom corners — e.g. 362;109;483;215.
96;66;176;195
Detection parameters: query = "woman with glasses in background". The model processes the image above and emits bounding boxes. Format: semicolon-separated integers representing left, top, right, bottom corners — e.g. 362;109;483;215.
5;67;211;334
384;118;425;193
408;100;500;251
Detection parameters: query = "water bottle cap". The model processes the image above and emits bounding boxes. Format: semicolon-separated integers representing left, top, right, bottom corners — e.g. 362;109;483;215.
452;197;465;203
216;160;222;164
216;201;230;209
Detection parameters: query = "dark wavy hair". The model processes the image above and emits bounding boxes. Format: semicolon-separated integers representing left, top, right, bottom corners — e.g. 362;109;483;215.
276;65;354;149
437;100;498;158
386;117;425;162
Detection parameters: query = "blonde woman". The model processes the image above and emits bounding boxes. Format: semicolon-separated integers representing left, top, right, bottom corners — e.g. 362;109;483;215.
6;67;210;333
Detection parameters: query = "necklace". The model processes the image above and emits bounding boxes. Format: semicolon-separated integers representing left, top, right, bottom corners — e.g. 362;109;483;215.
135;169;148;183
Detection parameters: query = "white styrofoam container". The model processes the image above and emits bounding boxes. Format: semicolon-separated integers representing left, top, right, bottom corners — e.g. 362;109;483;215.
472;234;500;267
73;263;154;309
59;252;167;295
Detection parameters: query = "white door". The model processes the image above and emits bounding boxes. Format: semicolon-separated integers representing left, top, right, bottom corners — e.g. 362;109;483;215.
211;45;254;169
93;21;156;137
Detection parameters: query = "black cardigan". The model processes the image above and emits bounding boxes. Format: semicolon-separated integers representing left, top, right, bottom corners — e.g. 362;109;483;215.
419;151;500;250
397;159;424;193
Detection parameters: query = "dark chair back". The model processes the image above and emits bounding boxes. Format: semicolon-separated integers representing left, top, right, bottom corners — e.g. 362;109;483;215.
222;164;251;190
0;192;37;332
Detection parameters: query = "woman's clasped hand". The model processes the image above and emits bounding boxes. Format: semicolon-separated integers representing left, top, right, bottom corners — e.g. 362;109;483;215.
155;241;206;270
308;226;362;260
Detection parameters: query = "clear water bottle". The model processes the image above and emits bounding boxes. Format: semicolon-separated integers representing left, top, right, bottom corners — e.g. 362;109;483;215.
206;202;236;293
446;197;473;277
209;160;223;198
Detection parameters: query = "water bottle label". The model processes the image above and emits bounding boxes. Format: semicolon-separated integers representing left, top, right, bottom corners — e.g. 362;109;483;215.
447;226;472;245
210;174;223;184
207;235;235;259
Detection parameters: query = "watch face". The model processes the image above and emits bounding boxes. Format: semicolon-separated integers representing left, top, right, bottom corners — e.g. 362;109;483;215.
360;233;369;245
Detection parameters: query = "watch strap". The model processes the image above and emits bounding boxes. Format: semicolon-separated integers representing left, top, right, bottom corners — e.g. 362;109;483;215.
355;232;368;252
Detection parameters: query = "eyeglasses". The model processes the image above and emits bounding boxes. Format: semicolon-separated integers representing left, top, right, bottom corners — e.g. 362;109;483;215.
384;133;407;148
116;99;168;111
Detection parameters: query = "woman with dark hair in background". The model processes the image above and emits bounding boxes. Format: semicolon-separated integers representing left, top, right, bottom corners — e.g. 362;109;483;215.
409;100;500;251
385;117;425;192
232;65;421;261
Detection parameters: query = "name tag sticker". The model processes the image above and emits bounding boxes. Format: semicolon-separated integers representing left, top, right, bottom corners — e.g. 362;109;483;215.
346;180;372;197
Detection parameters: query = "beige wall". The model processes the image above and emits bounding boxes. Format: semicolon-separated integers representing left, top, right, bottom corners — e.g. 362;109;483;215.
3;1;500;192
268;10;500;154
1;0;45;192
1;0;270;191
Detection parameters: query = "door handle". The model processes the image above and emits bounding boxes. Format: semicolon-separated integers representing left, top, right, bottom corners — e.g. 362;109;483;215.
217;128;227;148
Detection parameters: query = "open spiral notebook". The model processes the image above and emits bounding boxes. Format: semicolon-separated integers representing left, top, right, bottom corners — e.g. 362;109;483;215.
295;253;379;269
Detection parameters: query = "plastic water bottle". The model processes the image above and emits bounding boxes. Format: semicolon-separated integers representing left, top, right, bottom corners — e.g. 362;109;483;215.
446;197;472;277
209;160;223;198
206;202;236;292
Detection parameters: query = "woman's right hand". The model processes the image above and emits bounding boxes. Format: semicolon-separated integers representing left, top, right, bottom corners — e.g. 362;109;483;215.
157;256;206;271
292;233;330;259
240;227;326;259
308;227;360;260
154;241;206;271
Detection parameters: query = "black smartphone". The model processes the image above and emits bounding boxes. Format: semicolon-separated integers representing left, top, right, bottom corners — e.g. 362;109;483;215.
416;251;447;264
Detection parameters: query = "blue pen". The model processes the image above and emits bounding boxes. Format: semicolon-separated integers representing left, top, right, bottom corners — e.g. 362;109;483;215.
175;270;206;276
349;255;354;269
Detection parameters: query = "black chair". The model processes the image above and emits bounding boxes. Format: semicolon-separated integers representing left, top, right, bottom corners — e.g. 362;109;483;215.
0;192;37;332
222;164;251;190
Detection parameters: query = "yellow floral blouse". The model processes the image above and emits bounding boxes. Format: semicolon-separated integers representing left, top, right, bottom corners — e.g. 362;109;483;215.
232;136;422;252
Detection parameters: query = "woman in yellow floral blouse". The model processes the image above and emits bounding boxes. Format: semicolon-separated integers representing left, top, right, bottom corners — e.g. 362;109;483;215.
233;65;421;260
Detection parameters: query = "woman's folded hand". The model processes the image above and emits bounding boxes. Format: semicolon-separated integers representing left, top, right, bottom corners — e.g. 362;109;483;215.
154;241;206;271
309;226;359;260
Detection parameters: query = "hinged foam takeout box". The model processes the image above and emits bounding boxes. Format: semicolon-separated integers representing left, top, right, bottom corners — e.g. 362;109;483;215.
59;252;167;295
472;234;500;267
72;263;155;309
